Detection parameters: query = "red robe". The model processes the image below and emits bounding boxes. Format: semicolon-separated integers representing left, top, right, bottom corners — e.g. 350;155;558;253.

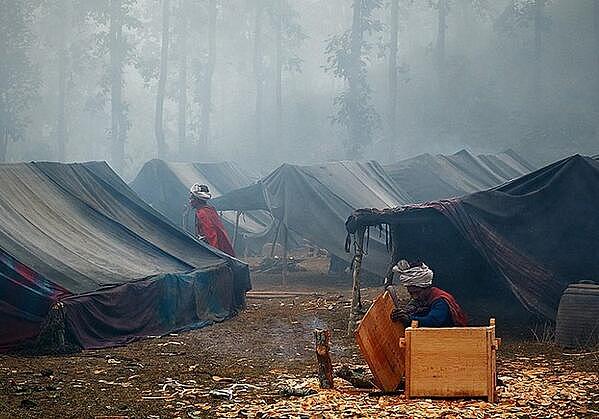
425;287;468;326
195;205;236;257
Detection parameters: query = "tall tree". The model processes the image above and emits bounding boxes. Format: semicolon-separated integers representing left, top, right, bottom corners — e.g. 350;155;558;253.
268;0;305;146
388;0;399;142
274;0;283;142
325;0;383;156
177;0;189;157
55;0;71;161
254;0;265;149
0;0;39;162
436;0;448;87
595;0;599;110
533;0;543;102
348;0;364;154
82;0;139;169
109;0;125;170
155;0;170;158
494;0;548;104
199;0;217;148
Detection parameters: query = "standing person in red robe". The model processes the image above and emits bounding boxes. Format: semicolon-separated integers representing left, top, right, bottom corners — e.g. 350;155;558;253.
389;260;467;327
189;183;236;257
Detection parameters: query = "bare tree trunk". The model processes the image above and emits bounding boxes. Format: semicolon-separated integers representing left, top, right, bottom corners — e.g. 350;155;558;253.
0;128;8;162
275;0;283;143
348;0;363;157
56;0;70;161
110;0;124;170
254;0;264;150
594;0;599;109
155;0;170;159
436;0;447;88
177;0;188;157
199;0;216;147
533;0;543;103
388;0;399;143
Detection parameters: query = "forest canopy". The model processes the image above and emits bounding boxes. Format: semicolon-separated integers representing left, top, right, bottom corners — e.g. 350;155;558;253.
1;0;598;179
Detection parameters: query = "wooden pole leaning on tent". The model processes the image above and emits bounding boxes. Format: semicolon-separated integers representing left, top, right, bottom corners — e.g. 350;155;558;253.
347;226;366;337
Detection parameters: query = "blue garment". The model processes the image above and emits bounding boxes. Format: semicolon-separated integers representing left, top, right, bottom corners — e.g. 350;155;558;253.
412;299;453;327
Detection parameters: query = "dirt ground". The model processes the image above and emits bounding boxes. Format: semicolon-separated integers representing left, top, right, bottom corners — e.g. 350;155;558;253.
1;258;598;418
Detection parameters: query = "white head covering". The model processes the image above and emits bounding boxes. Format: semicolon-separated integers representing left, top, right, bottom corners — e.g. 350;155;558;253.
392;259;433;288
190;183;212;200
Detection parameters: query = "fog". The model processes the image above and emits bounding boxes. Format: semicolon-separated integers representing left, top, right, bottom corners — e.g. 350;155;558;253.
2;0;598;179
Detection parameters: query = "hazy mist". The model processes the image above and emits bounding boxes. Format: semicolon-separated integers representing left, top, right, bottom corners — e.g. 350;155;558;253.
2;0;598;179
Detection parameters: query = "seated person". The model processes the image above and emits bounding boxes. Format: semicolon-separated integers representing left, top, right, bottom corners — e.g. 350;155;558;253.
390;260;467;327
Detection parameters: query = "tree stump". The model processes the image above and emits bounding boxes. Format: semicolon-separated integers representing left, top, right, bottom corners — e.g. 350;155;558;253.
314;329;334;389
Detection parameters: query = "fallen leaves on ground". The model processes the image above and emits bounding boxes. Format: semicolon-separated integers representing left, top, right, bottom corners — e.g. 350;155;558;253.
1;276;597;418
135;358;598;418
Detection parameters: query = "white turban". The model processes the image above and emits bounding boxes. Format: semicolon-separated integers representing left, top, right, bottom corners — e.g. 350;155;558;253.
392;260;433;288
190;183;212;200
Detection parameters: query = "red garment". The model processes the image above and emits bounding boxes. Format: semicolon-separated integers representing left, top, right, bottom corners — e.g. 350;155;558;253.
426;287;468;326
195;205;236;257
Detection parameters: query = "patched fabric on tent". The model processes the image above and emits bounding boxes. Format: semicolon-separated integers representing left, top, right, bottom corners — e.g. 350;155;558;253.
0;161;250;352
347;155;599;320
130;159;274;254
213;161;414;276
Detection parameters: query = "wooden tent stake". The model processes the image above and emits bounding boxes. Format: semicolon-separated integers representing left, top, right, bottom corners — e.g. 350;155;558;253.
314;329;334;389
347;227;365;337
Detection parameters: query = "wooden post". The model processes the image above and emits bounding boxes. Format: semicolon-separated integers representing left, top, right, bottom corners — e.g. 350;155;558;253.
489;317;497;403
281;223;289;285
314;329;334;389
347;227;365;337
269;218;283;258
232;210;241;249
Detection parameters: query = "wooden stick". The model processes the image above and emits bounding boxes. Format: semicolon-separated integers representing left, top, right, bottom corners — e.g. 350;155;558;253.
232;210;241;249
282;224;289;285
347;227;365;337
269;218;282;258
314;329;334;389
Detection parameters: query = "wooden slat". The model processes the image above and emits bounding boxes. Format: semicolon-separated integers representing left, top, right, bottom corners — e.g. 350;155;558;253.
486;328;494;402
405;325;412;398
355;291;405;392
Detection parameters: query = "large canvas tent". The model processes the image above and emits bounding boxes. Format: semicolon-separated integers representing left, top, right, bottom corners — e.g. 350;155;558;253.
0;161;250;352
383;149;534;203
130;159;274;255
213;161;413;276
347;155;599;323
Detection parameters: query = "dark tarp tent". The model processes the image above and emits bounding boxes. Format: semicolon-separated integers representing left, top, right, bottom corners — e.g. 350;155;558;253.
213;161;413;276
383;149;534;203
0;161;250;352
347;155;599;324
129;159;274;255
